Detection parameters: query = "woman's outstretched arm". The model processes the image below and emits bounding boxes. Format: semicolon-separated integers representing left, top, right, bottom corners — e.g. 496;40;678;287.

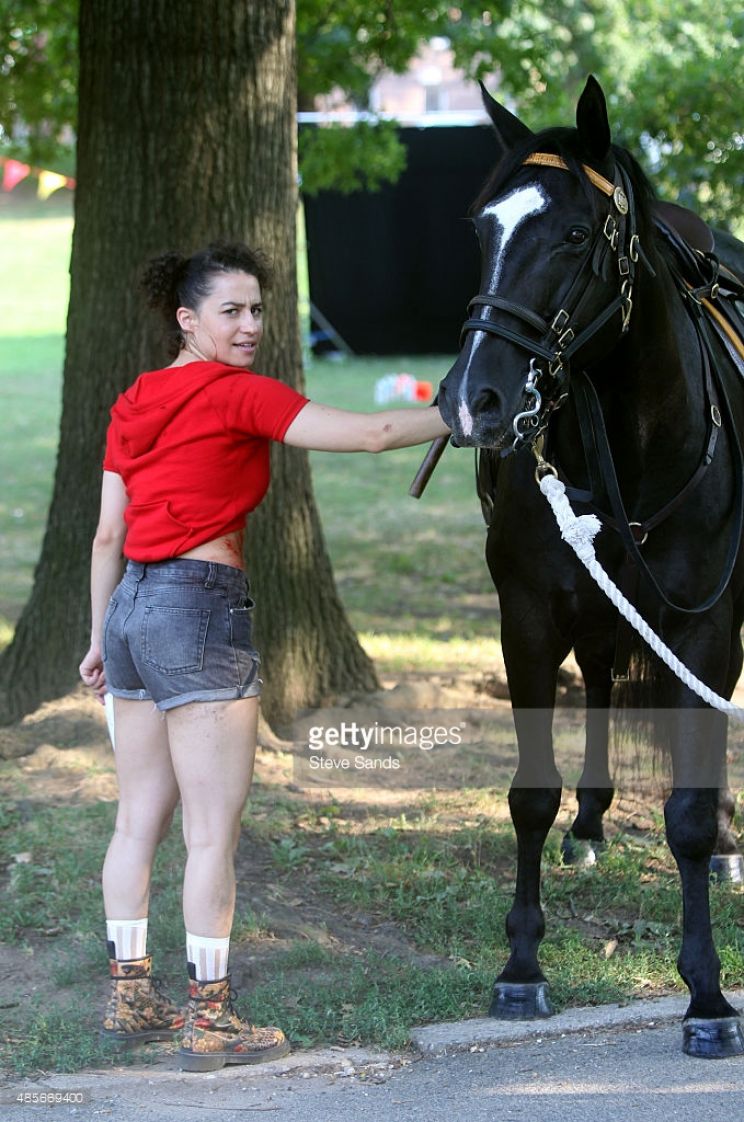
282;401;450;453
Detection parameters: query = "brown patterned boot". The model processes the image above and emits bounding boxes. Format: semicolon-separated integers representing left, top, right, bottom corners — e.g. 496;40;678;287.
101;953;185;1047
178;968;289;1072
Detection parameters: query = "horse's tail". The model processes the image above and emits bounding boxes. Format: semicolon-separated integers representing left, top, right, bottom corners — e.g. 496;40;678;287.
611;633;676;769
611;629;730;788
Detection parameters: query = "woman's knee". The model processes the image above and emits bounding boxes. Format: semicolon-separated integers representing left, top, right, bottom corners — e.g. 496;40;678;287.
115;800;177;848
181;812;242;856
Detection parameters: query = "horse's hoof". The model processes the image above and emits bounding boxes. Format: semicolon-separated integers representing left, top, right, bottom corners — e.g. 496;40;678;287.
710;854;744;884
561;834;603;867
489;981;552;1020
683;1016;744;1058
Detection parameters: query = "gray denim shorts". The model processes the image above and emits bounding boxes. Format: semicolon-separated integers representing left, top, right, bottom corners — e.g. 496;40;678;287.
103;559;261;711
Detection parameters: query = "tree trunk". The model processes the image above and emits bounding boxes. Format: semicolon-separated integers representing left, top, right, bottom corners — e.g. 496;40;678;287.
0;0;377;732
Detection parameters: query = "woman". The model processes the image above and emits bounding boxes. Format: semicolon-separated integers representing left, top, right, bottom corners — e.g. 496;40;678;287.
78;241;450;1072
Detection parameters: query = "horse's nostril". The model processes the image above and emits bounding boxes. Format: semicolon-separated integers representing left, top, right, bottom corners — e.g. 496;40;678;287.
470;387;503;416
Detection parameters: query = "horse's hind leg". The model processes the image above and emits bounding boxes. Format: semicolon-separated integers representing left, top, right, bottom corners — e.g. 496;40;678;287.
711;784;744;883
665;708;744;1057
711;630;744;881
563;641;614;866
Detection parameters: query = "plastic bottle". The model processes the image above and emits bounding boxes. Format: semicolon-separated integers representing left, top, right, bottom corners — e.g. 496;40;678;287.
374;373;433;405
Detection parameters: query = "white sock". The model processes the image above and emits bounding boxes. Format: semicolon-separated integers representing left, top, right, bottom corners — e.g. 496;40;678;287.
186;932;230;981
106;917;148;961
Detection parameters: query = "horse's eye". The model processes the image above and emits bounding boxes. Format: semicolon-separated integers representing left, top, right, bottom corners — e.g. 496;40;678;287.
567;227;589;245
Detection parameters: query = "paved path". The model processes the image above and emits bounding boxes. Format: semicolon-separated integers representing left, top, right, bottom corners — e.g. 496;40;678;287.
3;994;744;1122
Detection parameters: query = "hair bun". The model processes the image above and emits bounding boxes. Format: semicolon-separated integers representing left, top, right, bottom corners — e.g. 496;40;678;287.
140;251;188;314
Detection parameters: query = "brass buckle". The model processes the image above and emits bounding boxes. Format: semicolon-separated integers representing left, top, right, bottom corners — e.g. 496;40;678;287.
548;356;564;378
603;215;618;250
629;234;640;263
558;328;575;349
618;256;630;277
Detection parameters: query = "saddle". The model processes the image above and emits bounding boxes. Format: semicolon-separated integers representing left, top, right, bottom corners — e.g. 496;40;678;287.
654;201;744;364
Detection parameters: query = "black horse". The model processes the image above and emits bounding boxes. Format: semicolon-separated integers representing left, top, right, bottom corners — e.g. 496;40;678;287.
437;77;744;1058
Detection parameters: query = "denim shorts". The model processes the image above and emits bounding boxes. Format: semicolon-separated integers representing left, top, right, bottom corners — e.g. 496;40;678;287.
102;559;261;711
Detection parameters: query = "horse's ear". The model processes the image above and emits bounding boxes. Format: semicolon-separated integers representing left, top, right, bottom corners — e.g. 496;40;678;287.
480;81;533;155
576;75;612;161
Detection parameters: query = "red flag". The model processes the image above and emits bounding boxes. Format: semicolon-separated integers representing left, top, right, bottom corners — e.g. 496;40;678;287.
2;159;31;192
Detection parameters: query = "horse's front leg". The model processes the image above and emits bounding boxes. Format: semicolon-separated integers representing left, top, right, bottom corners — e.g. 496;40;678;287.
665;707;744;1057
490;609;565;1019
490;755;561;1017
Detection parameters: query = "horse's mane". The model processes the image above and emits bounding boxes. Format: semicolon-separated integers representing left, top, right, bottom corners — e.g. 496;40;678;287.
472;126;657;234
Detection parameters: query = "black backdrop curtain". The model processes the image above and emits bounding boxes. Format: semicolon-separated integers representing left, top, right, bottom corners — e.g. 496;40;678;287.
303;125;498;355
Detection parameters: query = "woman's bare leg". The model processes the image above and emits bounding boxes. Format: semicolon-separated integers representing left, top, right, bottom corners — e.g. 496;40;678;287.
102;698;180;920
166;698;258;938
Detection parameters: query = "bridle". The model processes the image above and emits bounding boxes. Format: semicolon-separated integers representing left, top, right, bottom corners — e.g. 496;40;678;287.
461;152;655;450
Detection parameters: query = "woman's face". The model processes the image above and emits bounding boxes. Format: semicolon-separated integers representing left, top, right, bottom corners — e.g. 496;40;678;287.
177;271;264;367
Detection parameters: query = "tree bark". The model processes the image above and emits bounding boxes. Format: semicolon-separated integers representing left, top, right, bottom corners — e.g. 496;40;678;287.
0;0;378;732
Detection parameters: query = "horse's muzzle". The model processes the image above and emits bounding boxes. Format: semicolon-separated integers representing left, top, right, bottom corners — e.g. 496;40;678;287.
438;381;511;449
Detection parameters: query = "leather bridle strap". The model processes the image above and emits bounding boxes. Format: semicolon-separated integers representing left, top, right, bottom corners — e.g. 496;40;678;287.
523;152;616;198
469;295;550;336
459;317;559;362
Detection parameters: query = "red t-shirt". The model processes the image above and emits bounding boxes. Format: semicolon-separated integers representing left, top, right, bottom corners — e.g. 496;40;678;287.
103;361;308;561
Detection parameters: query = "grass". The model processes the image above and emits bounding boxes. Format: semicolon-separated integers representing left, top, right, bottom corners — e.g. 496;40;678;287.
2;787;743;1073
287;811;743;994
0;196;70;630
2;198;743;1075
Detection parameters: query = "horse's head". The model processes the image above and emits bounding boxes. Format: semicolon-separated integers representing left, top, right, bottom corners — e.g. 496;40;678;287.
439;76;651;451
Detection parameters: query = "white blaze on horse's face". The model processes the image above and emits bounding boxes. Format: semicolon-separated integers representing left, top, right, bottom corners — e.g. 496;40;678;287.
481;184;548;286
458;182;549;433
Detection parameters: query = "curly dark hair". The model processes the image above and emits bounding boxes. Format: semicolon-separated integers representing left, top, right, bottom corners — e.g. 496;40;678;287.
141;241;273;357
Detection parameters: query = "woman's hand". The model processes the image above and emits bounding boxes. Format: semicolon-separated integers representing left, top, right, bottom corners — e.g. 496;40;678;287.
79;644;107;705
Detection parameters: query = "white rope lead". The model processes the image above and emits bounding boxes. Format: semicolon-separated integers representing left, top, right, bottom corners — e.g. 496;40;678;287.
539;472;744;722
